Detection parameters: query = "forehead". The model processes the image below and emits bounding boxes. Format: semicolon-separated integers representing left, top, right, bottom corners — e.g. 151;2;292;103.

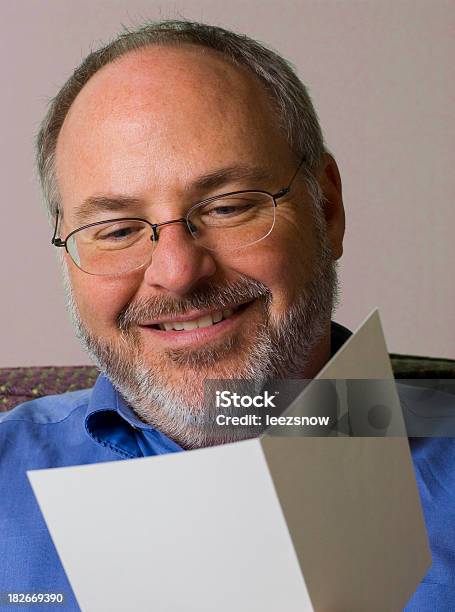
56;45;291;214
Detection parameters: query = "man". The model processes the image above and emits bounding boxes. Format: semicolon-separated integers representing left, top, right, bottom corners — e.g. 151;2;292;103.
39;20;345;451
0;20;452;610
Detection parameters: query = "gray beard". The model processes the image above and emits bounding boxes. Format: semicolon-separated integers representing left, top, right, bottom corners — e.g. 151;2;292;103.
63;200;338;449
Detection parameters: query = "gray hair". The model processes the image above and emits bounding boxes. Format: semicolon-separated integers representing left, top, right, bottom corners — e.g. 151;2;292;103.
36;19;325;219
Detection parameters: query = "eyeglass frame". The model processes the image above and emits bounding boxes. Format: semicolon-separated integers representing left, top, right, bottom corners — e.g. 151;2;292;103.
51;156;306;270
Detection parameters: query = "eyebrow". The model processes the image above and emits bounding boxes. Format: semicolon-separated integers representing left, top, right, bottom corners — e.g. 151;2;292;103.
71;163;272;226
72;196;143;226
191;164;272;192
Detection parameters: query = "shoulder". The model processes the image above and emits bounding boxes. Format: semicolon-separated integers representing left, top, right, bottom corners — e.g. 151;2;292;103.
397;382;455;437
0;388;92;426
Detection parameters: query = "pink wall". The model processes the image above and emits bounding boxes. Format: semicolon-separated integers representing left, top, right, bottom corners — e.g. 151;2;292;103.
1;0;453;366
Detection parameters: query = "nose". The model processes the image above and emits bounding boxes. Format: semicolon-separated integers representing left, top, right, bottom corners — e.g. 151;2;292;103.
142;220;217;295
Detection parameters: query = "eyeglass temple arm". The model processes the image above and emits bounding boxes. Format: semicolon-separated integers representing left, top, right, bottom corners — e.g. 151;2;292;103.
273;155;306;201
51;210;65;247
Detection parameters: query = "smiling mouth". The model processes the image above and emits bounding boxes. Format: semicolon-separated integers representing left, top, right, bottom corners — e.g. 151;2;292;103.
145;301;252;332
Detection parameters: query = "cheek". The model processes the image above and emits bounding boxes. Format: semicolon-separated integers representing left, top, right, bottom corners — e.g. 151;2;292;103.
67;263;139;334
222;223;318;315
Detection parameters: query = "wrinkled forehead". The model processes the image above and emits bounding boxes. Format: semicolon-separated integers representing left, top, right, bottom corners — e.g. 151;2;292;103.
55;45;291;215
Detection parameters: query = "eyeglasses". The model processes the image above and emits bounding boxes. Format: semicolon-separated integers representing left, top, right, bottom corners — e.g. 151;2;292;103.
51;157;305;276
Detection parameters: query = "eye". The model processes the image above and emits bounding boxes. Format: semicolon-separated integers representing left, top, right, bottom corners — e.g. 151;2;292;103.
77;220;150;252
99;226;137;240
202;198;255;218
94;221;145;242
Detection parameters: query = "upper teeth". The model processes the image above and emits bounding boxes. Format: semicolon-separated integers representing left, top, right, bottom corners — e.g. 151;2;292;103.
159;309;234;331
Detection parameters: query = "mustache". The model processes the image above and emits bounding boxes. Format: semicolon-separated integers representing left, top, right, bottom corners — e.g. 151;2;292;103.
118;277;271;331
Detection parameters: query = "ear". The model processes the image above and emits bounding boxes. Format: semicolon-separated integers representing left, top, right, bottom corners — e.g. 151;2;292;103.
317;153;345;260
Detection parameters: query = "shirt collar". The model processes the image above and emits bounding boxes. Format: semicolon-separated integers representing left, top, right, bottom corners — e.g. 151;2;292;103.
85;373;182;458
85;372;153;428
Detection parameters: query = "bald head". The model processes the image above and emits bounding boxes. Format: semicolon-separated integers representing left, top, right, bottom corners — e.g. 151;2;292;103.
55;45;294;227
37;21;325;220
60;44;277;138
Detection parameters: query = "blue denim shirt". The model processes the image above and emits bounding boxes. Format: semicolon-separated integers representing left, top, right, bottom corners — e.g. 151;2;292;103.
1;331;454;610
0;374;183;610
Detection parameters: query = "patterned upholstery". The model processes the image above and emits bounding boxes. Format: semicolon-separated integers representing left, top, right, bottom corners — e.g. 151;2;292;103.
1;355;454;413
0;366;98;412
389;354;455;378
